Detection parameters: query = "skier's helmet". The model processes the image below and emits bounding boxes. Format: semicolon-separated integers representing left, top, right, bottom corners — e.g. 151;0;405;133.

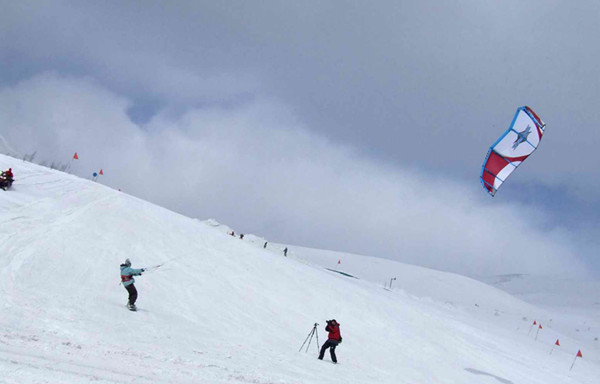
124;258;131;267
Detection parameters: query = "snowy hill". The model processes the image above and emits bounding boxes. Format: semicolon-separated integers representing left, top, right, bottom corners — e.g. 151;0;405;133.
478;273;600;346
273;247;600;345
0;153;599;383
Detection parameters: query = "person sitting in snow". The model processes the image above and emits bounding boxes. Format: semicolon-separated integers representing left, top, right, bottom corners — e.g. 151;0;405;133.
318;319;342;363
120;258;145;311
0;168;14;191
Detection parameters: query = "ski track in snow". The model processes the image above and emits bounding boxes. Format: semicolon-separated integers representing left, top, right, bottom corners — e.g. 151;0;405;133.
0;329;259;384
0;154;599;384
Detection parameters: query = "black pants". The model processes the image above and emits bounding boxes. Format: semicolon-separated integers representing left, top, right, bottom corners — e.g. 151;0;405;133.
318;339;339;363
125;284;138;305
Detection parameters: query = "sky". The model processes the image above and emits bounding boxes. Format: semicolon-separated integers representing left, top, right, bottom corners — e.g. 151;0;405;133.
1;0;599;277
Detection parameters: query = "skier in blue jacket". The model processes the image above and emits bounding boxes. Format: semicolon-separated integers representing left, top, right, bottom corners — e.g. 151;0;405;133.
120;258;145;311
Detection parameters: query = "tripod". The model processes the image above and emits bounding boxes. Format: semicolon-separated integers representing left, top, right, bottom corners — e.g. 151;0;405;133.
299;323;320;353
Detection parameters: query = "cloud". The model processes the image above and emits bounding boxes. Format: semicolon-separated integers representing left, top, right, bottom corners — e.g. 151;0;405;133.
0;73;594;277
3;0;600;206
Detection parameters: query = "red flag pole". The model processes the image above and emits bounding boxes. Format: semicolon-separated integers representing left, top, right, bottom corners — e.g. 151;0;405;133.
95;169;104;183
570;350;582;371
528;320;536;335
535;324;542;341
67;152;79;172
550;339;559;355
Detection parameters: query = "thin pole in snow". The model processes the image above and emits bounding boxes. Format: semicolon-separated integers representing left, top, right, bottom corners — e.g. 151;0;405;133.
570;350;582;371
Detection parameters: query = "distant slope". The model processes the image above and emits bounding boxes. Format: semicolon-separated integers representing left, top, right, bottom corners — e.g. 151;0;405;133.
479;273;600;344
207;222;542;321
268;245;600;347
0;153;598;384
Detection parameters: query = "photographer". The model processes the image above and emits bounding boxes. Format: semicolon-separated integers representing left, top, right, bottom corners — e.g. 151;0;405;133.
318;319;342;363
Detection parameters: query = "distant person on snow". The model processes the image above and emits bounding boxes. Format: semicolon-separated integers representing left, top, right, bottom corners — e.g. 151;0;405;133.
240;234;244;240
318;319;342;363
283;247;288;257
120;258;145;311
264;242;268;249
0;168;14;191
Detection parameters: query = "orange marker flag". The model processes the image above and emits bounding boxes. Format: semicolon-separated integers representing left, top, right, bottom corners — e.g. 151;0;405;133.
533;320;537;325
73;152;79;160
99;169;104;175
555;339;560;346
539;324;543;329
577;350;583;358
337;260;341;264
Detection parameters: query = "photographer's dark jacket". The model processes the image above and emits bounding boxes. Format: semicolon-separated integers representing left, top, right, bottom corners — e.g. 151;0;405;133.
325;322;341;341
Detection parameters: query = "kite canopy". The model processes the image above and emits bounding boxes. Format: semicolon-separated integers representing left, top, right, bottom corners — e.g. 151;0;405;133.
480;106;546;196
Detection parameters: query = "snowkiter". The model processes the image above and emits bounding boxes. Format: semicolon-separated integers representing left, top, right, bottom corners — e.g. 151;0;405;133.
120;258;145;311
318;319;342;363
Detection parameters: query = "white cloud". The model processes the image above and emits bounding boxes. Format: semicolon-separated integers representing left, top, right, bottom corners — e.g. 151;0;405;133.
3;1;600;202
0;73;593;278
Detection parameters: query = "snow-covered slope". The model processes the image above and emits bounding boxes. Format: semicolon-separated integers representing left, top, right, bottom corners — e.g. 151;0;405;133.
0;153;598;383
268;246;600;346
478;274;600;345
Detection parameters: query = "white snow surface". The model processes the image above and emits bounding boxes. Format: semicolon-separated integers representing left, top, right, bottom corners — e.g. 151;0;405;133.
0;154;598;383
